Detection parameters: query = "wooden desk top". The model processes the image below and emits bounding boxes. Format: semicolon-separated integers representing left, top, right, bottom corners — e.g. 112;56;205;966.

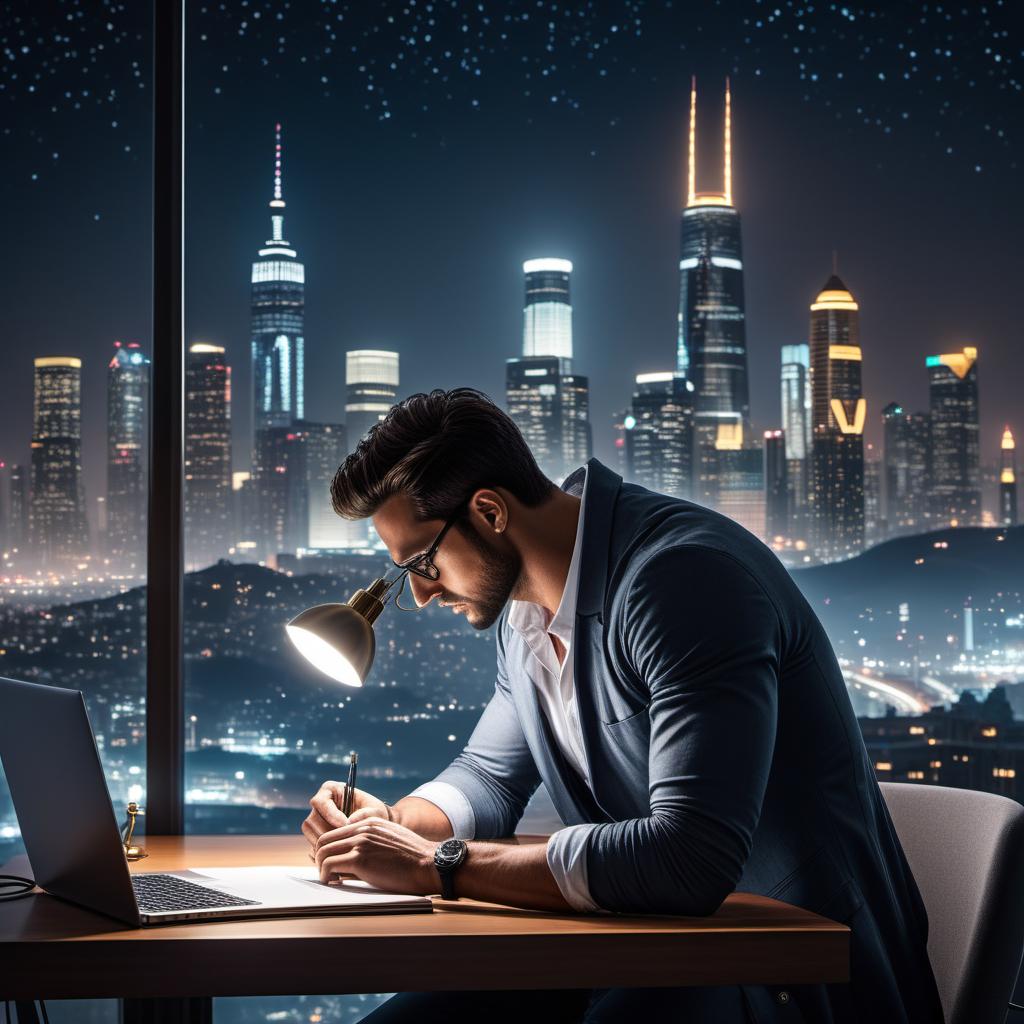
0;835;849;1000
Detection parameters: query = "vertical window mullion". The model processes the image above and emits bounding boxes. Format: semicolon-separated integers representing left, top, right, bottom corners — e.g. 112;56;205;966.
146;0;185;836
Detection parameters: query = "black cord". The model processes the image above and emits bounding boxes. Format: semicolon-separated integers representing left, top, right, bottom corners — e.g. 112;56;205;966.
0;874;36;903
1009;1000;1024;1012
38;1001;50;1024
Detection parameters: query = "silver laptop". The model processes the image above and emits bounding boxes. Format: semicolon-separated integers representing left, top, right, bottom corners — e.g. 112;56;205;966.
0;676;432;925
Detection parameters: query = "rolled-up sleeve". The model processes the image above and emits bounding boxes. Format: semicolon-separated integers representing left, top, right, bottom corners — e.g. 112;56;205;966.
422;615;541;839
582;546;781;916
546;823;603;912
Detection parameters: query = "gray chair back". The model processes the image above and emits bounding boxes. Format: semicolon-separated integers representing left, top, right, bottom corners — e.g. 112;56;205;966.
880;781;1024;1024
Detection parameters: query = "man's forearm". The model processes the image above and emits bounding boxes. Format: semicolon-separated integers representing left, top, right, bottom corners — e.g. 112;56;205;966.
390;795;457;840
454;840;572;912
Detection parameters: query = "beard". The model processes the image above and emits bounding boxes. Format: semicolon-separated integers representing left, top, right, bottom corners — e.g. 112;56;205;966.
443;521;522;630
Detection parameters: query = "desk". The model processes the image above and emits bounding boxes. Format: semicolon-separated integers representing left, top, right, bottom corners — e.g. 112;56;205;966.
1;835;849;1022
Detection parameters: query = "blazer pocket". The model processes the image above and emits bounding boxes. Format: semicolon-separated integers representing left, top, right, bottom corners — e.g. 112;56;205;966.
599;701;651;728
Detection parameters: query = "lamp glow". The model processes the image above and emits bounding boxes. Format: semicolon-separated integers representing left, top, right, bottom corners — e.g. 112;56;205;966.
285;624;363;688
285;579;389;687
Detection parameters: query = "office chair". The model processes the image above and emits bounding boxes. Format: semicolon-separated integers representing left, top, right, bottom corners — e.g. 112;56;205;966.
880;781;1024;1024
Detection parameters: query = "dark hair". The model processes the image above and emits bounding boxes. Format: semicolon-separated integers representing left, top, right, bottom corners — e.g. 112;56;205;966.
330;388;554;521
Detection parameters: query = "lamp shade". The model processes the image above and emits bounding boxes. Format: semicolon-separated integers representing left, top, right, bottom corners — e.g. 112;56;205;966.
285;602;376;687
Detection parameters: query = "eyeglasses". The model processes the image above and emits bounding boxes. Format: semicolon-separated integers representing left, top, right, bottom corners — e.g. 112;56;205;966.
389;515;459;611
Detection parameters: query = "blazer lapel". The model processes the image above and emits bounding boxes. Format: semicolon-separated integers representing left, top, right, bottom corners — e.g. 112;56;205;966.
570;458;622;820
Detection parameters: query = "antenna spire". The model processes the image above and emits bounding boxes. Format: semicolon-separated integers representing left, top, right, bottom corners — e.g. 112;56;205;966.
272;123;284;206
687;76;697;207
723;76;732;206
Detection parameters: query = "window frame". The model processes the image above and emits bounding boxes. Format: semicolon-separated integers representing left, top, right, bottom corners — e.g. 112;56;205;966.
145;0;186;835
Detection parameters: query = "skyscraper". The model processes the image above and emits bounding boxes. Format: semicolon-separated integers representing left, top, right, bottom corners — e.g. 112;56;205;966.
999;426;1017;526
506;259;591;482
927;346;981;527
624;372;694;499
185;344;232;571
345;350;400;447
863;442;883;546
881;403;930;537
780;344;811;538
763;429;788;542
106;341;150;570
302;422;350;550
7;463;27;555
28;357;89;566
808;274;866;561
251;124;305;440
522;258;573;360
677;77;751;505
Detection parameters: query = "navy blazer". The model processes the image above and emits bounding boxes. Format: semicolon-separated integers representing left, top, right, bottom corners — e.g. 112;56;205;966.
432;457;944;1022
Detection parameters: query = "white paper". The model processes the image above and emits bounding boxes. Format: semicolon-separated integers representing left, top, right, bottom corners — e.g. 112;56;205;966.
165;865;431;909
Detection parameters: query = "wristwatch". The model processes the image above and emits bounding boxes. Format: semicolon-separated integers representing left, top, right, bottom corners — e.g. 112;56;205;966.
433;838;468;900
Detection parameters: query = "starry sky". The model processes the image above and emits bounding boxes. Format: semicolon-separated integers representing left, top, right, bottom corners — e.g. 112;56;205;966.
2;0;1022;525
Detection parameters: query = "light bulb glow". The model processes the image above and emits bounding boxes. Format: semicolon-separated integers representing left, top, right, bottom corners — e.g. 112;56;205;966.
286;625;363;687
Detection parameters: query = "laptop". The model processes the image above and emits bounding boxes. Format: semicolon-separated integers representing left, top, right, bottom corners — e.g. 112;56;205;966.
0;676;432;925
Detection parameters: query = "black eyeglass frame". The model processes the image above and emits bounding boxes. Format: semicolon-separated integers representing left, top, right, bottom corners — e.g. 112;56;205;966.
385;512;463;611
392;515;459;582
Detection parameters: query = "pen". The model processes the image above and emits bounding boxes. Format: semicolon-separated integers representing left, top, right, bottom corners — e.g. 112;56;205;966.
343;750;358;817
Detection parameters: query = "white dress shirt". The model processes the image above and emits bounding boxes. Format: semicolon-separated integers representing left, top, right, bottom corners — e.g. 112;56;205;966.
411;467;602;911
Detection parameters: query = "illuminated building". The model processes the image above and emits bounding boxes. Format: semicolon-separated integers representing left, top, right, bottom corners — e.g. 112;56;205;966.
882;403;930;538
185;344;232;571
0;461;28;555
28;356;90;565
624;373;694;499
781;344;812;537
522;258;573;360
717;445;765;540
506;356;592;483
506;259;591;482
250;124;307;560
808;274;866;561
345;350;400;447
251;124;305;440
863;442;883;545
1001;427;1018;526
106;342;150;569
676;77;750;506
927;346;981;527
611;409;631;477
764;430;788;542
303;423;351;550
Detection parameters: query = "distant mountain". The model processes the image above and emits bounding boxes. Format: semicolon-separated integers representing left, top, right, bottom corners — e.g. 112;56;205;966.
791;525;1024;631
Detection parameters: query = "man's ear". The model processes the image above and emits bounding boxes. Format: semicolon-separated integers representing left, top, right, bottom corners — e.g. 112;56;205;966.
470;489;508;533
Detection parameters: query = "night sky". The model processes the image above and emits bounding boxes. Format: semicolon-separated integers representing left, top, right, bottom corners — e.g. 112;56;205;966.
3;0;1022;525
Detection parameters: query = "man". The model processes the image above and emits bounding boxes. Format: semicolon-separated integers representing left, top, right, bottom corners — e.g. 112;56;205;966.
302;388;942;1023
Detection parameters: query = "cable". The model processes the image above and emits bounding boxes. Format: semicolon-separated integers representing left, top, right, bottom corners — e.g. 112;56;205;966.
0;874;35;903
1009;1000;1024;1012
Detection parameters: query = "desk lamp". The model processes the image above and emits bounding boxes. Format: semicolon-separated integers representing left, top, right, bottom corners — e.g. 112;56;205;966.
286;575;397;687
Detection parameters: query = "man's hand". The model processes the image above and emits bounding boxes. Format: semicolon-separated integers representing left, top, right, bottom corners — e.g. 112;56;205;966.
314;817;438;894
301;780;391;853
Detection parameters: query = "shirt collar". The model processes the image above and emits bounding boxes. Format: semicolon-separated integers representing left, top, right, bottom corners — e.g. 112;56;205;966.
507;465;588;642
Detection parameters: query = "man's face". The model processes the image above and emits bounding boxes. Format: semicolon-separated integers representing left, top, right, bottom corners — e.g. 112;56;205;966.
373;491;521;630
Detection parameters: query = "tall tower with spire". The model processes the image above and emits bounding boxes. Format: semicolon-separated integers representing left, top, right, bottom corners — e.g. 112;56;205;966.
251;124;306;559
251;123;305;440
677;77;751;508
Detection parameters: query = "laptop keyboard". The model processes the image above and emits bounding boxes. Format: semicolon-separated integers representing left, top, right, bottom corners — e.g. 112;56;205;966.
132;873;262;913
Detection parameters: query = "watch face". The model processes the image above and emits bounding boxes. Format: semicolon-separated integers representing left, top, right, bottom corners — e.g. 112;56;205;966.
435;838;466;869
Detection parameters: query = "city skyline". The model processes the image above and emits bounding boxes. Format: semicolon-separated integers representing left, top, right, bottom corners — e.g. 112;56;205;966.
3;3;1021;532
2;105;1018;555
